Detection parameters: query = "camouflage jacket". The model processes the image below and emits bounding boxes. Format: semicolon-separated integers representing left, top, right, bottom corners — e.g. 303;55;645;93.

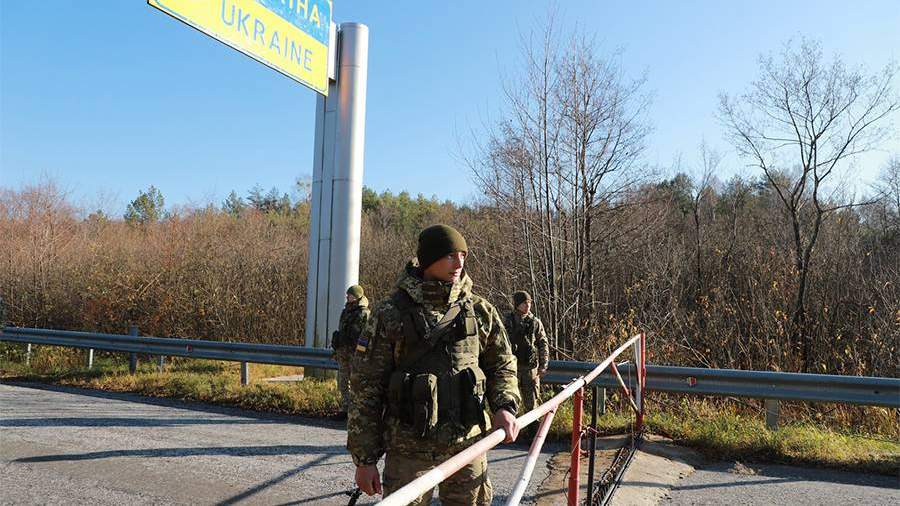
332;296;370;350
503;311;549;373
347;260;520;466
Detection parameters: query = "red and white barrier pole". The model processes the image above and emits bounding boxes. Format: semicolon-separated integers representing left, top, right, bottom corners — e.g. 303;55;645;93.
636;332;646;433
568;387;584;506
506;408;557;506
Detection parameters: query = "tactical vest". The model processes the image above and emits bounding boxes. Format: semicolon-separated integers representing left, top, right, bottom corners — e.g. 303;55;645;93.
508;315;537;369
386;290;488;438
332;305;360;349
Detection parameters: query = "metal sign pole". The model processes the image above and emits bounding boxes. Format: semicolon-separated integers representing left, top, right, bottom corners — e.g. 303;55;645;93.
304;22;368;376
326;22;368;348
305;32;338;354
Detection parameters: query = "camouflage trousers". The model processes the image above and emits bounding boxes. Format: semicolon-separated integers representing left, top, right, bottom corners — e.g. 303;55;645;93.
382;451;492;505
518;369;541;415
334;347;353;412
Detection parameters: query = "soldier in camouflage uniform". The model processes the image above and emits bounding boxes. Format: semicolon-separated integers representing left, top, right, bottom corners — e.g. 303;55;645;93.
504;291;549;416
331;285;370;420
348;224;521;505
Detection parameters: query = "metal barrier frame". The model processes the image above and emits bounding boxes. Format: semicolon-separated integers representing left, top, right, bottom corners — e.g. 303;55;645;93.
376;333;646;506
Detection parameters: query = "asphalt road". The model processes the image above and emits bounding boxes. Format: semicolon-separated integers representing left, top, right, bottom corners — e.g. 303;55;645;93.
0;382;555;505
3;382;897;505
660;460;899;505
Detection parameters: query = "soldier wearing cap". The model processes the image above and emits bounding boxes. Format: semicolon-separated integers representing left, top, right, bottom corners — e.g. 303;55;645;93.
348;224;520;505
504;291;549;416
331;284;370;421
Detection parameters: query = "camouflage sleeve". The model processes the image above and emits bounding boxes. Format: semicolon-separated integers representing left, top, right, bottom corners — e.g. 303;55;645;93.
477;301;520;415
347;304;393;466
535;317;549;372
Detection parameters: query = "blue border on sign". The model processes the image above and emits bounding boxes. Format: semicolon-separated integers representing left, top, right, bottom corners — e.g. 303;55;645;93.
256;0;331;45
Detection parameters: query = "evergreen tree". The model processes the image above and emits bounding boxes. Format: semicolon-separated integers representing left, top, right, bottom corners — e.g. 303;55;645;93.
222;191;246;217
124;185;165;225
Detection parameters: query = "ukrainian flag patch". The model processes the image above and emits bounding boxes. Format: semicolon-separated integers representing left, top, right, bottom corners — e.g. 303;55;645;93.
356;336;369;353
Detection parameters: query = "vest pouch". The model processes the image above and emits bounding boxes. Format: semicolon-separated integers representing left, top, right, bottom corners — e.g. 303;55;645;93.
388;371;413;425
515;345;537;369
458;366;487;427
523;319;534;336
456;314;478;341
411;373;439;437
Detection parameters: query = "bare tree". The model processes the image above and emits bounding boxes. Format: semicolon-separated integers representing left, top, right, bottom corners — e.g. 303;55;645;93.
688;142;720;300
555;37;652;341
466;22;651;356
719;38;898;371
465;20;564;351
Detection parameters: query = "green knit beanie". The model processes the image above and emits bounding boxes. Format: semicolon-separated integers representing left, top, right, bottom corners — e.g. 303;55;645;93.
513;290;532;307
417;224;468;270
347;285;364;299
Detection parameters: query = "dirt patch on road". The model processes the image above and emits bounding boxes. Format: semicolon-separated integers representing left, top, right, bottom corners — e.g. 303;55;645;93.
534;435;626;505
535;434;704;505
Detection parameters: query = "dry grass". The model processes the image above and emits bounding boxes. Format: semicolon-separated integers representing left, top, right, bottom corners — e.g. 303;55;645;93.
1;182;310;344
649;404;900;475
1;356;340;417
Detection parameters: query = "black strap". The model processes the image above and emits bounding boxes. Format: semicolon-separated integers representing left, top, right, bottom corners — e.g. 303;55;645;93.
346;487;362;506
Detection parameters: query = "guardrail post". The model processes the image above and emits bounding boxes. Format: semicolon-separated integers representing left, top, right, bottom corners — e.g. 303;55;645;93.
765;399;779;430
26;343;32;367
157;355;165;372
128;325;138;374
568;387;584;506
240;362;250;386
87;349;94;369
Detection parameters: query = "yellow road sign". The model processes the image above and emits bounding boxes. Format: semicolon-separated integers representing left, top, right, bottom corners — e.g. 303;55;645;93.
149;0;332;95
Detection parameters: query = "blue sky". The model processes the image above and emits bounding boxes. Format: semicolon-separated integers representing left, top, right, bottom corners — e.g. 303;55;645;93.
2;1;898;214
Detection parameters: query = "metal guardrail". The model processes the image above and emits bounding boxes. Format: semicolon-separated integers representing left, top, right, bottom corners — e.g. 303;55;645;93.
0;326;336;372
546;361;900;409
3;326;898;410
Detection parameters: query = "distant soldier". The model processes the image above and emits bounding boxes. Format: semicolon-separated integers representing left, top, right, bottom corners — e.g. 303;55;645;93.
504;291;549;416
332;284;370;421
348;224;521;505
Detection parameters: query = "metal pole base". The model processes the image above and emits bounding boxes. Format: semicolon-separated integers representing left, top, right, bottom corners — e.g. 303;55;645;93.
240;362;250;385
129;325;139;374
305;367;336;380
765;399;780;430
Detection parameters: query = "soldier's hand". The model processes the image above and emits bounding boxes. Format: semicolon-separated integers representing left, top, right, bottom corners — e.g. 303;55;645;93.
492;408;519;443
355;464;382;496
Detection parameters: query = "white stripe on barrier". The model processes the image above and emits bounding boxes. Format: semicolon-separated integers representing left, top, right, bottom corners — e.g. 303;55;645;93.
506;408;557;506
